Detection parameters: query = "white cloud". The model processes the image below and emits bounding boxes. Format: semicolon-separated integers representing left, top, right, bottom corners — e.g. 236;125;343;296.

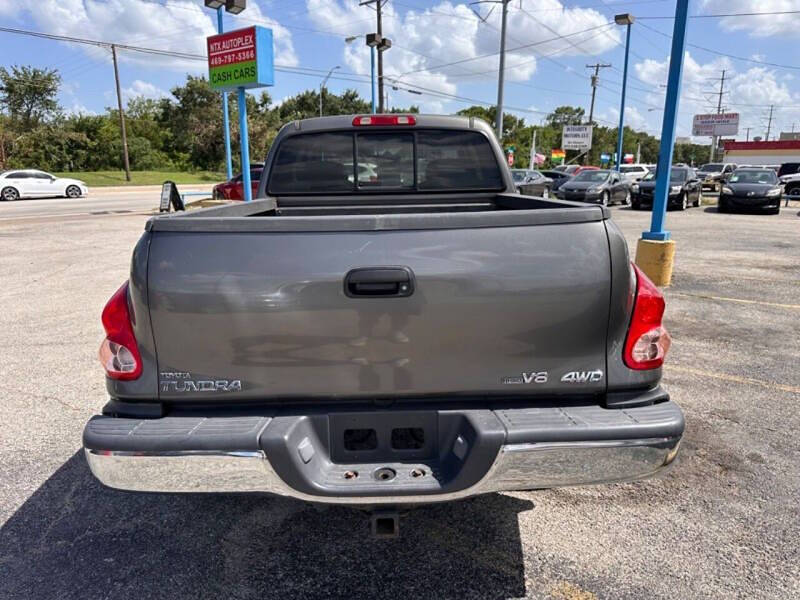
0;1;15;17
306;0;619;114
605;105;648;131
65;101;97;116
634;52;798;140
11;0;297;70
122;79;168;102
701;0;800;38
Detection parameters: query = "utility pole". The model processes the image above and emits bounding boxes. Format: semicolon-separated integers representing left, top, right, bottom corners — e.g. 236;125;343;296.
744;126;752;141
494;0;510;140
709;69;725;162
765;105;774;141
530;128;536;169
585;63;610;164
111;45;131;182
586;63;611;127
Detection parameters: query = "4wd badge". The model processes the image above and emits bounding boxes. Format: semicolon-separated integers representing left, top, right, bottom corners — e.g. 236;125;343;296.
561;370;604;383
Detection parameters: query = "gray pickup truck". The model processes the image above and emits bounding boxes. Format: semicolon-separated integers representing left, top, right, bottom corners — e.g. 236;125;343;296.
85;114;682;532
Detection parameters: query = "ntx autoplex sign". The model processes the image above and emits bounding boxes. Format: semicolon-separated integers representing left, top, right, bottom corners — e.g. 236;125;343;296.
207;26;273;91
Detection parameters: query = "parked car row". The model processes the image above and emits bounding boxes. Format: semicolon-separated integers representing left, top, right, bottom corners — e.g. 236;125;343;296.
525;162;784;215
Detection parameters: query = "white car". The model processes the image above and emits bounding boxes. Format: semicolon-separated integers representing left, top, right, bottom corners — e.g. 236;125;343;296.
0;170;88;201
618;164;650;182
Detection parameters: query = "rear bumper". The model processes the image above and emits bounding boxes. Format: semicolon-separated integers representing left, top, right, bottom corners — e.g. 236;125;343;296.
719;195;780;209
632;192;681;207
84;396;684;505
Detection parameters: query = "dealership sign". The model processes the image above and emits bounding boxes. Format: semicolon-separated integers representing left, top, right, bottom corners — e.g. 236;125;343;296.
207;26;274;92
562;125;593;151
692;113;739;137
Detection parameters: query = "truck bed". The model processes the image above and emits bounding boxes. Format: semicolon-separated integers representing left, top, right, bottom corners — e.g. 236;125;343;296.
149;194;608;233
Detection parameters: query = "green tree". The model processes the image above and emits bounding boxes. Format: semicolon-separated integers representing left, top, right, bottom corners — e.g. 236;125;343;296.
159;75;226;170
545;105;585;128
0;65;61;129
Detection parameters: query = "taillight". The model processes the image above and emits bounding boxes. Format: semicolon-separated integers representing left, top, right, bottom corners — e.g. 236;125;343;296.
623;264;671;370
98;281;142;380
352;115;416;126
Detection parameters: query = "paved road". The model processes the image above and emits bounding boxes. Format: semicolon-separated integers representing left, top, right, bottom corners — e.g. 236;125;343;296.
0;185;213;221
0;202;798;599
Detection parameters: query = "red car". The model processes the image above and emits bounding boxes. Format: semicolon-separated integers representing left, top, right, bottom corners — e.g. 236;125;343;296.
212;166;262;200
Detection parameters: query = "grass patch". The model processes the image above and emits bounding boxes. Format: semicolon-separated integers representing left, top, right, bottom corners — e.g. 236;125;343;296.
52;170;226;187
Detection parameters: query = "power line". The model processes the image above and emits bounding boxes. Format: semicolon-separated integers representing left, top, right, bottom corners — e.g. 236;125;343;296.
638;9;800;20
395;22;615;77
0;24;559;119
638;22;800;72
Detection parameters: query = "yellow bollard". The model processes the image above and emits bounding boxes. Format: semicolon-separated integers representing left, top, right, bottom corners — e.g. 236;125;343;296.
635;238;676;287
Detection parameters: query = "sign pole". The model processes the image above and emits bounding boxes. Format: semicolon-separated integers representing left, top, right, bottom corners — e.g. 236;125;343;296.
217;7;233;181
634;0;688;287
238;87;252;202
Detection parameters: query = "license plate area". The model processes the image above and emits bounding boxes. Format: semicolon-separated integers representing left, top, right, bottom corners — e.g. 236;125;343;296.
330;411;437;463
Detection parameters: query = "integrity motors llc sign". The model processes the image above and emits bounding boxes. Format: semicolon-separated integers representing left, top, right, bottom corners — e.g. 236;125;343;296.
562;125;593;151
207;26;274;92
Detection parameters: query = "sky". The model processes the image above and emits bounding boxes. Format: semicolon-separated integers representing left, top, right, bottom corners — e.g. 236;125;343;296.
1;0;800;142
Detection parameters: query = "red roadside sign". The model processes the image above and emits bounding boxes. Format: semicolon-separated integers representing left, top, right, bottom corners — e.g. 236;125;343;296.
207;26;273;91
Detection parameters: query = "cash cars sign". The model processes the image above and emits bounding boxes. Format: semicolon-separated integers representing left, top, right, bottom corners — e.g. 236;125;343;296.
207;26;274;92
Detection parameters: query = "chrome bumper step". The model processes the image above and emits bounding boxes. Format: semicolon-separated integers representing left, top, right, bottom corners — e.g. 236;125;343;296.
84;398;684;504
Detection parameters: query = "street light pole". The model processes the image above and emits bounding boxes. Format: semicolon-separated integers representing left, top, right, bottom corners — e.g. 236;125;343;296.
370;45;376;113
319;66;340;117
614;14;634;171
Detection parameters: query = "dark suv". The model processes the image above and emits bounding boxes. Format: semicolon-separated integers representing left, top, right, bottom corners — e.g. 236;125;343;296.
631;166;701;210
777;162;800;178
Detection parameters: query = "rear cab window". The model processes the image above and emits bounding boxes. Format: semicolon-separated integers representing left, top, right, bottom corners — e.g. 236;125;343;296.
267;129;503;195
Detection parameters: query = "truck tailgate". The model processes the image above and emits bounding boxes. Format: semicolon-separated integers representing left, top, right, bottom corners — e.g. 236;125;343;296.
148;220;611;400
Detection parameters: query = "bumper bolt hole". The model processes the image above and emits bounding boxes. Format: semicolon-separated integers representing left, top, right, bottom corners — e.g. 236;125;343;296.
344;470;358;480
410;468;426;478
373;467;396;482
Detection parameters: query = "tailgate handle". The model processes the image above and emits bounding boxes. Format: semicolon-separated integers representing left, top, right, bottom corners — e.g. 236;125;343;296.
345;267;414;298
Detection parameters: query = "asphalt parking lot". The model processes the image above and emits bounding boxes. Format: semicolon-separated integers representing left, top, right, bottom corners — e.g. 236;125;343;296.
1;195;798;599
